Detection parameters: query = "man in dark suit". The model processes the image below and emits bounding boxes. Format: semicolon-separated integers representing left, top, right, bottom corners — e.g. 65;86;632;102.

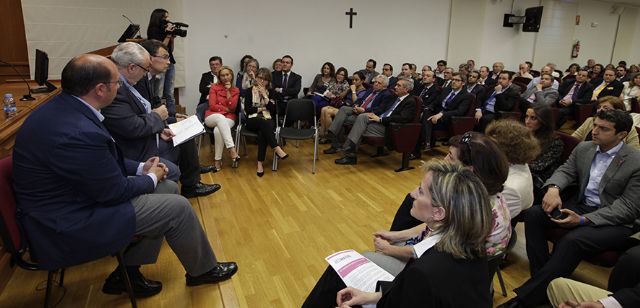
478;66;496;88
198;56;222;105
323;75;394;154
382;63;398;89
547;243;640;307
592;68;624;101
271;55;301;117
420;73;472;154
475;71;520;132
357;58;380;84
489;62;504;82
556;69;594;127
412;70;442;108
500;109;640;308
465;70;486;98
102;42;219;198
12;54;238;298
334;78;417;165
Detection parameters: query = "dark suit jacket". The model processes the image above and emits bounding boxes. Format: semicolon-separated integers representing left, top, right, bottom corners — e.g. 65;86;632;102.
102;77;166;162
545;141;640;227
595;80;624;100
430;88;472;120
376;249;491;307
480;84;520;113
557;80;594;105
380;94;417;126
387;76;398;89
272;70;301;102
134;74;177;124
466;84;486;99
354;88;394;116
198;71;215;104
413;83;442;109
12;92;154;269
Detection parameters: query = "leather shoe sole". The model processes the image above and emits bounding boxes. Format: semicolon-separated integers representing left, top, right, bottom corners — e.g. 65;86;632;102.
186;262;238;286
181;183;222;198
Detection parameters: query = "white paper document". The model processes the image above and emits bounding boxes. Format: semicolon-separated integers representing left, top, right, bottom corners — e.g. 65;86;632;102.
325;250;395;307
168;115;205;147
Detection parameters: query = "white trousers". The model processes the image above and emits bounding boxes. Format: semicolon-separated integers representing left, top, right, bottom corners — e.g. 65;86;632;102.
204;113;235;160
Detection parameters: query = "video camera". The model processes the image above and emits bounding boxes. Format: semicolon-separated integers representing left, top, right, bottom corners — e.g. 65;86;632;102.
164;20;188;37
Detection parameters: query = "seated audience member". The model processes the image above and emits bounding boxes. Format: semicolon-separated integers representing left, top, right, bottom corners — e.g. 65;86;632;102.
573;96;640;148
307;62;335;97
413;70;442;107
334;78;416;165
467;59;476;71
629;64;639;74
458;63;469;79
500;109;640;308
242;68;289;177
519;73;560;115
272;58;282;72
583;59;596;71
440;67;454;88
198;56;222;105
390;133;511;256
563;63;580;81
319;71;367;143
478;66;496;87
514;63;534;80
420;73;472;153
302;160;494;308
525;106;565;204
398;63;414;80
382;63;397;89
314;67;350;117
410;63;420;80
621;72;640;111
240;58;259;94
102;42;220;198
490;62;504;82
434;60;447;78
592;68;624;102
547;244;640;308
358;59;380;84
475;71;521;132
605;63;616;71
323;75;393;154
526;66;560;90
589;64;605;84
272;55;302;116
205;66;240;170
466;70;486;98
548;62;561;78
13;54;238;298
556;68;594;128
485;120;538;219
616;65;629;82
236;55;254;88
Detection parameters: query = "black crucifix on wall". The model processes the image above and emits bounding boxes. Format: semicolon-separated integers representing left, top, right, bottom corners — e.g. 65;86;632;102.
345;8;357;28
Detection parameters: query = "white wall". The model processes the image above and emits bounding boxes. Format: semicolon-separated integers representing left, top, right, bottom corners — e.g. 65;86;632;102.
180;0;451;113
573;0;621;66
532;0;577;70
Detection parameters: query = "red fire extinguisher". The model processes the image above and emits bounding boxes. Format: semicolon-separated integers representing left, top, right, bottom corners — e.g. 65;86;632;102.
571;41;580;58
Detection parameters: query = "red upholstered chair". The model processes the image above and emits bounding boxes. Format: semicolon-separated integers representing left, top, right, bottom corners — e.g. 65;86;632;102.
574;102;596;128
631;98;639;113
362;96;422;172
0;156;137;308
499;98;522;120
555;131;580;163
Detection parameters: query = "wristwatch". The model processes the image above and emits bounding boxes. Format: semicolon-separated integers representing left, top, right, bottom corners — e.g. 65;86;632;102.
547;184;561;191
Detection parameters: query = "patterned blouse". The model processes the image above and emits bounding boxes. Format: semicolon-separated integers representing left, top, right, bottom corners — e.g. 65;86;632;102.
486;193;512;257
529;137;564;185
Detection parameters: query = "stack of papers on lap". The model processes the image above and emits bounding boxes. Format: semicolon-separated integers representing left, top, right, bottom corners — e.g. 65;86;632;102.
168;115;205;146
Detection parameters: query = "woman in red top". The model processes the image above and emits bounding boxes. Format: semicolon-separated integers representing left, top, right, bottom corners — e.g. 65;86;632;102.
205;66;240;170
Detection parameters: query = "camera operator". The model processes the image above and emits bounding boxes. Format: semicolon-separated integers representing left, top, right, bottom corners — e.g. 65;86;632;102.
147;8;186;122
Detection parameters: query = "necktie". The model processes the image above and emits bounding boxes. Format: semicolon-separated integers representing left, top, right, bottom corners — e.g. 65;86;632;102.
442;91;455;108
381;98;401;118
420;86;429;98
360;92;377;110
571;83;581;100
283;73;289;89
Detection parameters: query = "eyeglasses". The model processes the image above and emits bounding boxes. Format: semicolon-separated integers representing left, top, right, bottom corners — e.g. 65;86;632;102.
459;132;474;165
133;63;150;72
451;78;463;82
153;54;171;60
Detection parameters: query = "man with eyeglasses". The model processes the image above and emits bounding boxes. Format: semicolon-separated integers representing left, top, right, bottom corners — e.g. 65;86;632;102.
416;73;472;157
102;42;220;199
12;54;238;301
358;59;380;84
591;68;624;102
475;71;520;132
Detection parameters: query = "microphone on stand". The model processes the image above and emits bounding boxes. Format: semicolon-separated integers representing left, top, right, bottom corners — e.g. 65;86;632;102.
0;59;35;101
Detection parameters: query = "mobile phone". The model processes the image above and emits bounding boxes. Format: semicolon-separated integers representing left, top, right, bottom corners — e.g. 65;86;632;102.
550;207;567;220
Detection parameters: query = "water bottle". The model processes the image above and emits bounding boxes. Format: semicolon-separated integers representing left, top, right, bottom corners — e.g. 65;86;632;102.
3;93;17;118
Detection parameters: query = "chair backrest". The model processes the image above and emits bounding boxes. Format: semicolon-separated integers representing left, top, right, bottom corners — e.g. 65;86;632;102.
283;98;316;125
0;156;22;255
465;94;477;117
412;96;422;122
512;76;532;86
556;131;580;163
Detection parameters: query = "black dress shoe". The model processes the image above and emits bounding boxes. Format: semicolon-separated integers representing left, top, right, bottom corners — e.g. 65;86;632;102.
102;267;162;298
497;297;526;308
186;262;238;286
335;155;357;165
323;146;340;154
181;182;222;198
200;165;217;174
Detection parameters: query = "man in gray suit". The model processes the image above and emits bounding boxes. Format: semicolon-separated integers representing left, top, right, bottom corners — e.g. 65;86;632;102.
500;109;640;308
518;73;559;116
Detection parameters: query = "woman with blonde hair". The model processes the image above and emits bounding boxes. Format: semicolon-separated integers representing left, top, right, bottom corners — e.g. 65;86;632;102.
303;159;494;307
205;66;240;170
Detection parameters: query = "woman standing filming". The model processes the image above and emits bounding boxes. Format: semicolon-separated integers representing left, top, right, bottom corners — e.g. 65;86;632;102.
243;68;289;177
205;66;240;170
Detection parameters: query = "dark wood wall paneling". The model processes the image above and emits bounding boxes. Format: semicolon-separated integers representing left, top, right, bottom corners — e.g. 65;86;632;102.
0;0;30;83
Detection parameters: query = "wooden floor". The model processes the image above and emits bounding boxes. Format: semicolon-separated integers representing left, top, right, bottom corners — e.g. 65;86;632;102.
0;135;613;308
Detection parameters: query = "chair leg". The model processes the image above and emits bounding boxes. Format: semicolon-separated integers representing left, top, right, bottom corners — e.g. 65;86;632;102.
44;270;55;308
312;134;318;174
58;268;65;287
395;152;415;172
116;252;138;308
496;267;507;297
